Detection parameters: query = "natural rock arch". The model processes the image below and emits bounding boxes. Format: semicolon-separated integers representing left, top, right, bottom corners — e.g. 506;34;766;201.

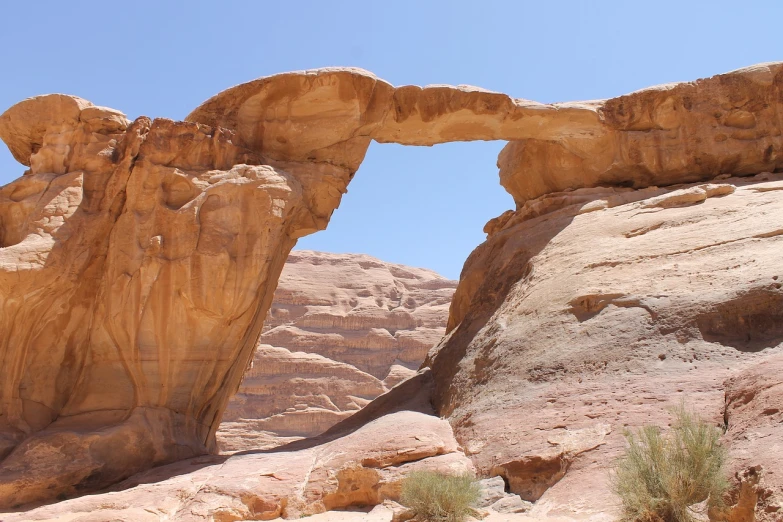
0;62;781;507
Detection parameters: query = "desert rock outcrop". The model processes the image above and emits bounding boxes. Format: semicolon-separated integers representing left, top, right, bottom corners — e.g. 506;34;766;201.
1;62;782;517
0;96;343;507
217;250;455;452
2;410;473;521
427;172;783;519
187;63;783;207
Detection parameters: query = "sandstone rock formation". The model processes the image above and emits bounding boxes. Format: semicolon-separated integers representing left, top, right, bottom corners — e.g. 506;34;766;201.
722;352;783;520
3;410;473;521
427;172;783;519
186;63;783;207
217;250;455;452
1;62;782;519
0;96;343;508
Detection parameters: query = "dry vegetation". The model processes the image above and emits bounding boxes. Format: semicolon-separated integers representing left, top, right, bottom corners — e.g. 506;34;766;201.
400;471;480;522
612;405;729;522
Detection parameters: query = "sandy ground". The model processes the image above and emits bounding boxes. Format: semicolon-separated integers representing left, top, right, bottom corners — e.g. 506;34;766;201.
270;505;548;521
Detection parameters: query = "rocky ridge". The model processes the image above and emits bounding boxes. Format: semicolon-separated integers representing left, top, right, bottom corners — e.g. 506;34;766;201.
1;62;782;519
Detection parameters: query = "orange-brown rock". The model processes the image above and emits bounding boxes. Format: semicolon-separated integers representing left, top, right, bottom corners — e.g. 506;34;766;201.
187;63;783;207
184;68;600;173
427;172;783;519
218;251;455;452
2;61;783;515
0;96;340;507
498;62;783;207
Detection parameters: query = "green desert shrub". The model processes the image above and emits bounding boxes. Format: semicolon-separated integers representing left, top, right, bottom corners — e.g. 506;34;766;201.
399;471;480;522
612;405;729;522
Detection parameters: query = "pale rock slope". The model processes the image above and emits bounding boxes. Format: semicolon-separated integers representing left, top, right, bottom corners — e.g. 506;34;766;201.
3;372;476;521
217;250;456;452
2;409;474;521
429;173;783;521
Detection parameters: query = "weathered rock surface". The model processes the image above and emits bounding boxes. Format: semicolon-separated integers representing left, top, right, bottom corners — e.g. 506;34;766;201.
498;63;783;207
184;68;601;174
218;250;455;452
2;62;783;516
2;410;473;521
722;352;783;520
477;476;532;514
186;63;783;207
0;96;341;507
428;172;783;520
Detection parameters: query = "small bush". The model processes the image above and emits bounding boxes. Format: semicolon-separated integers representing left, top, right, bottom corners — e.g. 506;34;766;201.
400;471;480;522
612;405;729;522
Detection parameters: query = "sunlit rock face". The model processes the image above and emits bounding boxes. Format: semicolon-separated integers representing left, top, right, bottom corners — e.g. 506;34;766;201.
0;95;347;507
2;410;475;521
427;173;783;519
1;62;782;515
217;250;456;452
187;63;783;207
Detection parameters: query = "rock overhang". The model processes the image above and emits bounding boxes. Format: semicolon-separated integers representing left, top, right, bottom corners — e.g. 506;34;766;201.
4;62;782;212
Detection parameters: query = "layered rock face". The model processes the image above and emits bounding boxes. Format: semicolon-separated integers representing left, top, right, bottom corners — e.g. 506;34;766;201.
497;63;783;207
0;96;346;507
217;250;455;451
1;61;782;518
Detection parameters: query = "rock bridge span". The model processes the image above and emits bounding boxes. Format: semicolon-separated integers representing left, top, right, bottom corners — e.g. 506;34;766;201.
0;62;781;507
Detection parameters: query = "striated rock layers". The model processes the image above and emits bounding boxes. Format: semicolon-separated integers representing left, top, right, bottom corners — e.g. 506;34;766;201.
217;250;455;452
1;61;783;517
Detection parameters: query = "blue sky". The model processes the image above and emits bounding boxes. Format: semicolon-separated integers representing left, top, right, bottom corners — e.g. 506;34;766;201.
1;1;781;279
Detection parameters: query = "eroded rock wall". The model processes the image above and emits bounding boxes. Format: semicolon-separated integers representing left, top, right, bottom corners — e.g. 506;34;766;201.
0;96;343;507
427;173;783;519
1;62;782;515
217;251;455;452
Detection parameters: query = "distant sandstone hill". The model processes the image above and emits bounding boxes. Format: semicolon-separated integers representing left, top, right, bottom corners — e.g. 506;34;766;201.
217;250;456;452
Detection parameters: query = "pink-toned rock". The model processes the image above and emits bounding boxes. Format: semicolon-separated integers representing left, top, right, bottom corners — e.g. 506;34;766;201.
2;410;473;521
427;173;783;520
722;352;783;521
217;251;455;452
218;345;383;451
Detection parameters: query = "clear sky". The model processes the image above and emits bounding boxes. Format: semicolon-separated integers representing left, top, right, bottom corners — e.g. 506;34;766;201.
1;1;781;279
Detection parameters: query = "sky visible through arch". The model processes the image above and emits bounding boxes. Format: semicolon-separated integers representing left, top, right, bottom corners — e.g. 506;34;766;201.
1;1;781;279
